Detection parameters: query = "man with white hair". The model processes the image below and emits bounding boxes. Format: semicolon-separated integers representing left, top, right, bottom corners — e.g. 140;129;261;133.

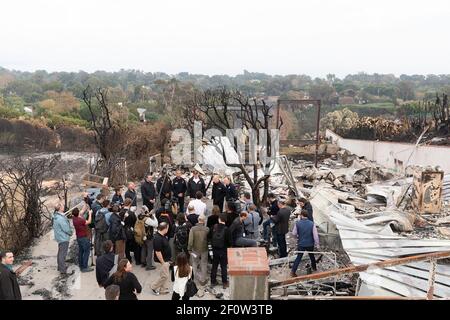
186;204;199;226
52;203;73;274
223;177;238;202
186;191;206;217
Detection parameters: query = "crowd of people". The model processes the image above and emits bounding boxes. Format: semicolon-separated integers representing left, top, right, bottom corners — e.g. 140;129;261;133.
0;167;319;300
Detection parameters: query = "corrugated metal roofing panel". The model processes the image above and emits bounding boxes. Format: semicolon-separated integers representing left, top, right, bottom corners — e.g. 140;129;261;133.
327;204;450;298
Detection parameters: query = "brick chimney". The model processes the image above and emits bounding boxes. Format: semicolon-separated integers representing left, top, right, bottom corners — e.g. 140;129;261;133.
228;247;270;300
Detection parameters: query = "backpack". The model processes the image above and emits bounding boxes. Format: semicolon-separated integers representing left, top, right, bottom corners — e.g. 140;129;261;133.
95;209;109;233
211;224;226;249
244;212;255;236
134;219;146;245
174;224;189;251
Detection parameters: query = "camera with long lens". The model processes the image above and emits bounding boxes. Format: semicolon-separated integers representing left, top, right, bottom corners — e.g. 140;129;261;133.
164;198;172;211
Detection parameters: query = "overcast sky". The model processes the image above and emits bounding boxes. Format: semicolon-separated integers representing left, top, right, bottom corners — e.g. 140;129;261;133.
1;0;449;78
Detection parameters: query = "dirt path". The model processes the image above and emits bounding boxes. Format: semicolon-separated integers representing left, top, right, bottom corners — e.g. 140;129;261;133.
17;229;228;300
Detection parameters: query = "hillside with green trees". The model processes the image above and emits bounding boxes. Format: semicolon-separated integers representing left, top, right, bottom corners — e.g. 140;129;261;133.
1;67;450;141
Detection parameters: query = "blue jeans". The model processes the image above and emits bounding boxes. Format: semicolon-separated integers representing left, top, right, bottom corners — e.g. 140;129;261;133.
77;237;91;270
263;219;271;240
262;219;278;247
292;246;317;273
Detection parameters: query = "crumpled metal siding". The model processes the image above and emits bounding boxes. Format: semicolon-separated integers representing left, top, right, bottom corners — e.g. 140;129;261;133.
328;208;450;298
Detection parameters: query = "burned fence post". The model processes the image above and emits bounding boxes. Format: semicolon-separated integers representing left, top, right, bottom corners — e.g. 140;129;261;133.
426;258;437;300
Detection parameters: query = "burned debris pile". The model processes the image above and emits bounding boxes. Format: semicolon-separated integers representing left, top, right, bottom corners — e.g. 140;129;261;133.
265;142;450;299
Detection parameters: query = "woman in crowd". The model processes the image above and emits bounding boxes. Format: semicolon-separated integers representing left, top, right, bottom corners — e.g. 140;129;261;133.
103;258;142;300
171;252;194;300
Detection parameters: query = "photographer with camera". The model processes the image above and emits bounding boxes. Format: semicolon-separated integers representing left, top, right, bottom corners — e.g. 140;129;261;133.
109;203;127;260
72;205;94;272
157;169;173;202
111;187;124;206
83;192;93;208
136;206;158;270
94;200;111;257
122;199;140;265
156;198;176;262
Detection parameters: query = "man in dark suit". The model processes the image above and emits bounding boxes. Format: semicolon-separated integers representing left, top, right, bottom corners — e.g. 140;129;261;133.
172;170;187;213
187;169;206;198
141;174;156;210
211;175;226;212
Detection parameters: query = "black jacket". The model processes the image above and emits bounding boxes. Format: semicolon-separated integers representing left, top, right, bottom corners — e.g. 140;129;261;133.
141;181;156;207
111;194;124;205
156;208;175;238
207;215;220;239
225;212;239;228
212;182;226;205
272;207;291;235
84;196;93;208
225;183;238;201
172;177;187;196
157;176;172;198
211;223;232;249
109;213;126;242
0;264;21;300
104;272;142;300
123;210;137;241
228;217;244;246
96;252;115;286
187;177;206;198
268;200;279;216
124;189;137;207
124;210;137;229
187;213;199;226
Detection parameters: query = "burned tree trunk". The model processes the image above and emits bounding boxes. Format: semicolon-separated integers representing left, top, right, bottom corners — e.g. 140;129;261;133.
0;156;59;252
82;86;128;181
184;87;283;206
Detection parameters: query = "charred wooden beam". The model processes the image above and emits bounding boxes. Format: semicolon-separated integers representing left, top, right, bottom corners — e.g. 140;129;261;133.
269;250;450;289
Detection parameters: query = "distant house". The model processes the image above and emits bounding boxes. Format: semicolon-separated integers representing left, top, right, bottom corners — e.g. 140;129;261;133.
24;106;33;114
137;108;146;122
339;96;355;105
266;96;280;104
